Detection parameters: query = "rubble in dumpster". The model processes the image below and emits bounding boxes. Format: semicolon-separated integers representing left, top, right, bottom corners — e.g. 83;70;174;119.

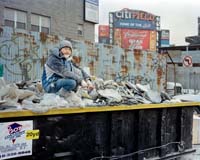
0;77;199;113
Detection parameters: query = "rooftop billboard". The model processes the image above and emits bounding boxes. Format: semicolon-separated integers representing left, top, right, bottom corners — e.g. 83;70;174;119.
84;0;99;23
109;8;159;50
112;8;157;30
98;25;109;37
159;30;170;47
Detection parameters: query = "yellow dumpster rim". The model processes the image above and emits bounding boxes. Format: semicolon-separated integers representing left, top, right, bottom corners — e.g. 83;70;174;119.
0;102;199;118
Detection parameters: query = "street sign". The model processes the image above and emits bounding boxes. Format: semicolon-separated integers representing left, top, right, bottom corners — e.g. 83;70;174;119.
182;55;192;67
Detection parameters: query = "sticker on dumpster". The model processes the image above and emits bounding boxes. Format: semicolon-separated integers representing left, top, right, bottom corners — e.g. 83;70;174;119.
0;120;33;160
26;130;40;140
183;55;193;67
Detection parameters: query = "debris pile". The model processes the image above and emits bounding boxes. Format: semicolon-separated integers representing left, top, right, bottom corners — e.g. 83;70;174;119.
0;77;199;113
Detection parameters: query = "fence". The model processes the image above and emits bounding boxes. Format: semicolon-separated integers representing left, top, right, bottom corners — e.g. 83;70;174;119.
0;26;166;91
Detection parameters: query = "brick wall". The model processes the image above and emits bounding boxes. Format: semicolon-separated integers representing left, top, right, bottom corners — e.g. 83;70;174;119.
0;0;95;42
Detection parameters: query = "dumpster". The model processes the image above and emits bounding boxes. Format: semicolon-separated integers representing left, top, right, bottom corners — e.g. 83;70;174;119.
0;102;199;160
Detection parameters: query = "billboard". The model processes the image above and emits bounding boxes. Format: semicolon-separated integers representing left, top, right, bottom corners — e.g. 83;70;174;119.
98;25;109;44
114;28;156;51
149;31;157;51
109;8;158;50
113;19;156;30
112;9;157;30
159;30;170;47
84;0;99;23
98;25;109;37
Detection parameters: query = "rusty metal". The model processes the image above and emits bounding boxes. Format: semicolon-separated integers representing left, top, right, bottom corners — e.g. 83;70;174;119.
40;32;48;43
0;27;166;91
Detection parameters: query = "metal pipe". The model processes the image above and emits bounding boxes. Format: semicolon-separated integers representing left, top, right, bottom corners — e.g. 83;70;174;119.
164;50;176;95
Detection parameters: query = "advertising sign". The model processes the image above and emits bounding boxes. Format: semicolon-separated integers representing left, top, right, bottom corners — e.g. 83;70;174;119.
160;39;170;47
149;31;157;51
160;30;170;47
114;28;156;51
98;25;109;37
113;19;156;30
112;9;157;30
0;121;33;160
121;29;150;50
84;0;99;23
113;28;122;46
160;30;169;40
114;9;156;21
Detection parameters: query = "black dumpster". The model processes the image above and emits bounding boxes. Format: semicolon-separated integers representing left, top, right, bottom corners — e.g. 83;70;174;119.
0;102;198;160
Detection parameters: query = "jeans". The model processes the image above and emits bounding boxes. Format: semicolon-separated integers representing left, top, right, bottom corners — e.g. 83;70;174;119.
45;78;77;93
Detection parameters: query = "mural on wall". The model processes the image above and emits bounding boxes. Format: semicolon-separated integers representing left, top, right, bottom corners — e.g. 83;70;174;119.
0;27;166;91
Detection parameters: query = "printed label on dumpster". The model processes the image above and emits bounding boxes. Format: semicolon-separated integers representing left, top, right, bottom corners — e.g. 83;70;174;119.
0;121;33;160
26;130;40;140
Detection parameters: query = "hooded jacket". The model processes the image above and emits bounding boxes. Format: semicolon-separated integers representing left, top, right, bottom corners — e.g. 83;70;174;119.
42;47;89;92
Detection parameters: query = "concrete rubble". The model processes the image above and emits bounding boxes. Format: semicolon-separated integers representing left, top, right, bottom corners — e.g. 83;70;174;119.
0;77;200;113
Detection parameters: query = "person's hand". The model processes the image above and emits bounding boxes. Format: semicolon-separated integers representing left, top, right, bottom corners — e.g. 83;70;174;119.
81;80;88;88
86;80;94;90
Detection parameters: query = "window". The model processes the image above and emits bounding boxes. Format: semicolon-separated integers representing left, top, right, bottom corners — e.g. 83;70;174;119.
4;8;27;29
31;14;50;34
77;24;83;36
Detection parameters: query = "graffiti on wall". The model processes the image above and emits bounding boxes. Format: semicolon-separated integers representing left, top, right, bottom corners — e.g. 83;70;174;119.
0;33;39;80
0;27;166;91
0;27;59;81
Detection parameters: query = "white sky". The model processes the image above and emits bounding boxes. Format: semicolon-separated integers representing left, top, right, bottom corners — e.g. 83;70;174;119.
96;0;200;45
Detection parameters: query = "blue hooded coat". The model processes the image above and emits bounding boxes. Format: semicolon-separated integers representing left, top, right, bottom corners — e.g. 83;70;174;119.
42;47;89;92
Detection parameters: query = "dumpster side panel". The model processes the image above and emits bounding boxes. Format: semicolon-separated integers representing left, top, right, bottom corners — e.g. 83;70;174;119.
86;113;111;159
181;107;193;150
0;106;194;160
160;108;181;156
138;109;161;159
110;111;139;159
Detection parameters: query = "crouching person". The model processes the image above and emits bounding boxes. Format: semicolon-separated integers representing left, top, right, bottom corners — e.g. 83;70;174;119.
42;40;94;94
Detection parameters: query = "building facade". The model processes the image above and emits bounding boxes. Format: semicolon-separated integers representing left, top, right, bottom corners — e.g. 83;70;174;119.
0;0;97;42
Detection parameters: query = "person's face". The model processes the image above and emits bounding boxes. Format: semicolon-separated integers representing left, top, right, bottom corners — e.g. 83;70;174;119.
61;47;72;57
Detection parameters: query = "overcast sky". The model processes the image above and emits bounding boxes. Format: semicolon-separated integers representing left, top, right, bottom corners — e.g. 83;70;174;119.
96;0;200;45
